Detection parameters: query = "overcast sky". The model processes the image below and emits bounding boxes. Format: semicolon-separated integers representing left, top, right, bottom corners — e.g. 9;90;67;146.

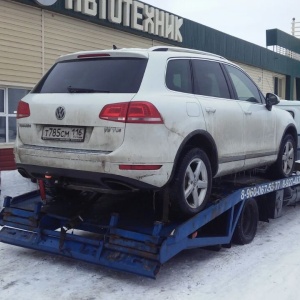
143;0;298;47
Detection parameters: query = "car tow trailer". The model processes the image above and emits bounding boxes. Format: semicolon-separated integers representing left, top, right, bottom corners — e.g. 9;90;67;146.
1;171;300;279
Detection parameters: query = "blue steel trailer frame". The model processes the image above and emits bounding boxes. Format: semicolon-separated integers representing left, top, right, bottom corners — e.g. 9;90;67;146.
1;175;300;278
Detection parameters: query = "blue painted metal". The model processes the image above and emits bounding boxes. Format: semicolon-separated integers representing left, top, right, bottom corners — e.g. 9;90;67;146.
1;175;300;278
0;227;160;278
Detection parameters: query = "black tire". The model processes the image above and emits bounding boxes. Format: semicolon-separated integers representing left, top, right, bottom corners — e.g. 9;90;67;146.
169;148;212;218
232;198;259;245
270;134;296;179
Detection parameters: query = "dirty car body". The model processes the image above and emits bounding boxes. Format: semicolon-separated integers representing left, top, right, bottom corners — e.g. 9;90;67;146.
15;47;297;217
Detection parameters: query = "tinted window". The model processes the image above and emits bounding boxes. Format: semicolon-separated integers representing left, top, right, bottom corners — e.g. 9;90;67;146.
166;59;192;93
225;65;261;103
192;60;230;98
33;58;147;94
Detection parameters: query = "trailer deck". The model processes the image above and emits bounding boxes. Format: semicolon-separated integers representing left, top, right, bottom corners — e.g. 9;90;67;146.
1;173;300;278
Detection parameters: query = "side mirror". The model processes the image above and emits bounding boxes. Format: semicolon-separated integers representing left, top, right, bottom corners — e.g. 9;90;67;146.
265;93;280;111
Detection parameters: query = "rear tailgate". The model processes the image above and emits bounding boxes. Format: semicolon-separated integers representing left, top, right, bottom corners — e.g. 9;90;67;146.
17;52;148;152
18;93;135;152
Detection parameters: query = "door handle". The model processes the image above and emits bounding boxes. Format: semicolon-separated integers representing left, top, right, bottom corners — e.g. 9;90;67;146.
205;107;216;113
244;111;252;115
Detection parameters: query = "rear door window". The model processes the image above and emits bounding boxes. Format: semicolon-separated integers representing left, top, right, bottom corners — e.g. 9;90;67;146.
33;58;147;94
192;60;231;99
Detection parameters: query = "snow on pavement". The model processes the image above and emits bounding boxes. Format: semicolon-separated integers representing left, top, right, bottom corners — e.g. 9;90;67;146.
1;171;300;300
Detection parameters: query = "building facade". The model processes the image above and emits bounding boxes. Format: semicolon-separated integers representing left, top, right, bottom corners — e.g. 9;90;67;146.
1;0;300;169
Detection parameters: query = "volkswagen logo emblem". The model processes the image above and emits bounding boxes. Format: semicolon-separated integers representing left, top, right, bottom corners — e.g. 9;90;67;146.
55;106;65;120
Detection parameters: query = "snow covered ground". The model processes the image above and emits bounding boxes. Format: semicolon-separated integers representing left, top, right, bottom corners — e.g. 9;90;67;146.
1;171;300;300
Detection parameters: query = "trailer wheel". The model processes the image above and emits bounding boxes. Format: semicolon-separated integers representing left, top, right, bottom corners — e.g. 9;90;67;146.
271;134;295;178
169;148;212;218
233;198;259;245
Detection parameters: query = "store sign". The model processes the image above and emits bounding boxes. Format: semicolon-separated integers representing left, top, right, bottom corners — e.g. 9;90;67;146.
34;0;183;42
34;0;57;5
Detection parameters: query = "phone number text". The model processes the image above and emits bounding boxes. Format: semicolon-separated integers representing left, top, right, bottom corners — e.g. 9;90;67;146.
240;175;300;200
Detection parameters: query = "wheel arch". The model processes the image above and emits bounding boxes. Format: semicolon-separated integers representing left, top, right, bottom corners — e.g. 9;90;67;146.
281;124;298;149
170;130;219;182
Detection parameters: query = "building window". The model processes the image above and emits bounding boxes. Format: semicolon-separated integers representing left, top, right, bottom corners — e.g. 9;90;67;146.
0;87;30;143
274;77;285;98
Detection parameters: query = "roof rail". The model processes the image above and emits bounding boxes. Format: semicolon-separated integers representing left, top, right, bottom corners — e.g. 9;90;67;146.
149;46;226;60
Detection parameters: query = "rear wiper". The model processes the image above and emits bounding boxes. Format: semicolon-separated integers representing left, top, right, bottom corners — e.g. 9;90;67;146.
67;86;110;93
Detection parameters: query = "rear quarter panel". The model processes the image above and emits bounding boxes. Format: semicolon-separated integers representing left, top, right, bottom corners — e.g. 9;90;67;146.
131;54;207;164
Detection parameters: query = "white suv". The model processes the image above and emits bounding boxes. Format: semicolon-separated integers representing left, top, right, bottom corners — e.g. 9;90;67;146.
15;46;297;217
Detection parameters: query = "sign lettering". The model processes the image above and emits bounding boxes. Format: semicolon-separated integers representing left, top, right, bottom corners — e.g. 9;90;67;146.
34;0;58;5
34;0;183;42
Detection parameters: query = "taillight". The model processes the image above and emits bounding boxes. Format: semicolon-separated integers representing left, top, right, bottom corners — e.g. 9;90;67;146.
99;101;163;124
99;102;129;122
17;101;30;119
126;102;163;124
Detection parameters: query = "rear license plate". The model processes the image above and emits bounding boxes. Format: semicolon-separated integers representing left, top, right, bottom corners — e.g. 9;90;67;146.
42;126;85;142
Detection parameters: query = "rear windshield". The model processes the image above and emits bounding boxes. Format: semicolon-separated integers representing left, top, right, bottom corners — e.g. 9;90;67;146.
32;58;147;94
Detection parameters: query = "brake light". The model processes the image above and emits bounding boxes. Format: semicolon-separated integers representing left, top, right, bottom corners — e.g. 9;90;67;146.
126;102;163;124
17;101;30;119
99;101;163;124
119;165;162;170
77;53;110;58
100;102;129;122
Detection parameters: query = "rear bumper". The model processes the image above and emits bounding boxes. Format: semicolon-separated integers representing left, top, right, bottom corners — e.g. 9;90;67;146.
17;163;163;192
15;140;174;190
